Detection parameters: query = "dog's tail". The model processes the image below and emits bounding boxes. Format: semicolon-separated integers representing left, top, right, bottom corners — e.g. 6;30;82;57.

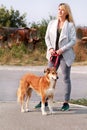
17;79;23;103
17;80;28;103
17;87;21;103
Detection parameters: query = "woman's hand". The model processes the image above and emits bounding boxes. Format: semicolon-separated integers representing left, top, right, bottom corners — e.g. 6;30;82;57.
56;49;63;55
49;48;55;55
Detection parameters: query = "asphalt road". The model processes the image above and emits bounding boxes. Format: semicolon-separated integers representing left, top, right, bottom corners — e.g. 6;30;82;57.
0;65;87;102
0;101;87;130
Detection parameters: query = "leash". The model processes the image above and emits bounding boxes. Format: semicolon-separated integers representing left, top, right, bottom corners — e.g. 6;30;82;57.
50;52;59;68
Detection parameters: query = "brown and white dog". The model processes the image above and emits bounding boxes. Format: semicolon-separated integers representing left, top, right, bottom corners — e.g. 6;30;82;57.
17;67;58;115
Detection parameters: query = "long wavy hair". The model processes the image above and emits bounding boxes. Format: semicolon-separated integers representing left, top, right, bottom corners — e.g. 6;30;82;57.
58;3;75;25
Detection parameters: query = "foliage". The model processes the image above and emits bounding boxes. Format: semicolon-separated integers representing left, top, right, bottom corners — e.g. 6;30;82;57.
76;26;87;39
0;43;28;61
70;98;87;106
74;41;87;62
10;43;28;58
0;43;47;65
76;28;83;39
0;5;27;27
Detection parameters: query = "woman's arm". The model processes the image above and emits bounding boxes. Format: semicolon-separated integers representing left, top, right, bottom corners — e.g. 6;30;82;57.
61;23;76;52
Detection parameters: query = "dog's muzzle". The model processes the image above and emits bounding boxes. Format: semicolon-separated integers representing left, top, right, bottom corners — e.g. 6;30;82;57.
52;76;59;81
56;76;59;80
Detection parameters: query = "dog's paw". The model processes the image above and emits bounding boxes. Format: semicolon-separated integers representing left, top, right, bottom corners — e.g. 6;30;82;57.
21;109;25;113
25;109;30;112
42;111;48;116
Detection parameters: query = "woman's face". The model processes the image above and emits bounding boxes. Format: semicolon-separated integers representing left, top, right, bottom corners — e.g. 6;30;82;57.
58;5;68;20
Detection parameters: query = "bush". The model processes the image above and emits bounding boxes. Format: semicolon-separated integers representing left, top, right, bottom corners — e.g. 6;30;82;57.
0;42;47;65
0;43;27;64
10;43;28;58
74;41;87;62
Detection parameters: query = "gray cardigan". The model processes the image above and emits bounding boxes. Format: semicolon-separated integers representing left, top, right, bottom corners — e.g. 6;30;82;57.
45;19;76;66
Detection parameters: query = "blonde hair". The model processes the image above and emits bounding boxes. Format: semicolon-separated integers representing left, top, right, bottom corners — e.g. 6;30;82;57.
58;3;75;25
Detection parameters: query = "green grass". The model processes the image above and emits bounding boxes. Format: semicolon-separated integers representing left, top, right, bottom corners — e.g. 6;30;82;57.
0;41;87;66
0;43;47;66
70;98;87;106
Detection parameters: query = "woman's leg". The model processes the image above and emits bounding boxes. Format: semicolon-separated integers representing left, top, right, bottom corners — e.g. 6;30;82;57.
60;57;71;110
60;58;71;101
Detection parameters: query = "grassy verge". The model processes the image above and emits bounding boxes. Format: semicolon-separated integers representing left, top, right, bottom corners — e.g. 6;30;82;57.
0;43;47;66
0;46;87;66
70;98;87;106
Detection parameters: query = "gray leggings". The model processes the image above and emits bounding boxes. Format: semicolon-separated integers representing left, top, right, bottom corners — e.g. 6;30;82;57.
48;56;71;101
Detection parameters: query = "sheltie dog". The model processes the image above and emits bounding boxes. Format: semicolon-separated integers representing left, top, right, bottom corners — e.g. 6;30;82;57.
17;67;58;115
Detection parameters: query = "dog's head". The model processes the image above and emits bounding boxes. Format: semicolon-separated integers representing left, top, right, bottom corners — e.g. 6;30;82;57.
44;67;58;81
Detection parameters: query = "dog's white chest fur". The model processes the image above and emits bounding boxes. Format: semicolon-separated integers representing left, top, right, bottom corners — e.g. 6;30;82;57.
45;80;55;96
46;88;54;96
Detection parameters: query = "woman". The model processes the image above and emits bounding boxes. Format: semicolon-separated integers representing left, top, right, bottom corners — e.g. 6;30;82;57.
35;3;76;111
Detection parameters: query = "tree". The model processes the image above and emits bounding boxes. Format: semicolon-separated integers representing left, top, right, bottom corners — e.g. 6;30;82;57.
0;5;27;27
30;16;56;45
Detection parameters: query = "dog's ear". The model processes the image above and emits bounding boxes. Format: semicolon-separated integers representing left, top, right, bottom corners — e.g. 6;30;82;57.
44;68;50;73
